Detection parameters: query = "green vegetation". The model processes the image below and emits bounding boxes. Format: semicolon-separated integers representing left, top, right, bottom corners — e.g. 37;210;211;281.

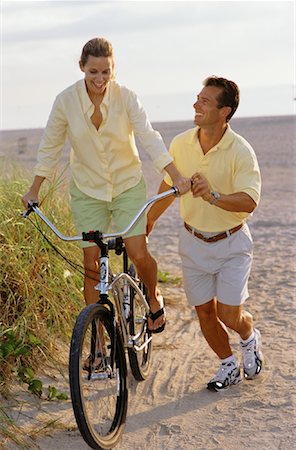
0;167;84;397
0;166;83;445
157;269;181;285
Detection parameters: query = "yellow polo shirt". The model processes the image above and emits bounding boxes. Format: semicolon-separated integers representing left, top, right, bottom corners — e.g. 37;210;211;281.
34;79;172;201
164;125;261;232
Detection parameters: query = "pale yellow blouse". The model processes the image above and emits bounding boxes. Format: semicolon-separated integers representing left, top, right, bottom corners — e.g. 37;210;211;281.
34;79;172;201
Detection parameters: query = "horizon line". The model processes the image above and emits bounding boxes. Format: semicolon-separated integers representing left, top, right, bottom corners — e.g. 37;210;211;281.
0;113;294;133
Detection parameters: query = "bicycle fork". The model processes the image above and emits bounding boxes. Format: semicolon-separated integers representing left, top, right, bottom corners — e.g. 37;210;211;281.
89;242;117;379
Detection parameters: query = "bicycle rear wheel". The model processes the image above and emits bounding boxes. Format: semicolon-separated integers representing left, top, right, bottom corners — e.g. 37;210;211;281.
127;266;153;381
69;303;128;450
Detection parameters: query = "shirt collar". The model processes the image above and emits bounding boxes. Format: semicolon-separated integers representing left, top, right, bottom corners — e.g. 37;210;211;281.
101;81;110;107
216;124;235;150
188;127;199;144
189;124;235;150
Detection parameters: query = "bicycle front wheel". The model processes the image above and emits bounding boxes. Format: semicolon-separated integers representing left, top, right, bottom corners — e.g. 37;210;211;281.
127;268;153;381
69;303;128;450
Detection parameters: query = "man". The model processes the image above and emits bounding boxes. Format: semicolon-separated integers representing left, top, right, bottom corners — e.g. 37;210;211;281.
147;76;263;391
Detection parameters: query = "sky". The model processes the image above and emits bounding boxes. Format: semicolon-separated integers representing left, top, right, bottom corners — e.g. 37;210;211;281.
1;0;295;130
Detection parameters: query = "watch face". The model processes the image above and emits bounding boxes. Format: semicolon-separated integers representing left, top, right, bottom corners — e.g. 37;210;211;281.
211;191;220;199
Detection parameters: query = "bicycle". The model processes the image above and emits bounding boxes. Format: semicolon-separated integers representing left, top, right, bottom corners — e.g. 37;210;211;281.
22;186;179;450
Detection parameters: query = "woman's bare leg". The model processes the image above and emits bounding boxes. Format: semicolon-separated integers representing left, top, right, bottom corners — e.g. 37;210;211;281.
83;246;100;304
124;235;165;331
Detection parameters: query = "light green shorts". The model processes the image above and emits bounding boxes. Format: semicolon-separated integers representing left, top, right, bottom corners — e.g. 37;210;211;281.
69;177;147;248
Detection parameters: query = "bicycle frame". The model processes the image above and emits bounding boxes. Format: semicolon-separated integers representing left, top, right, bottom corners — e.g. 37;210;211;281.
91;234;150;353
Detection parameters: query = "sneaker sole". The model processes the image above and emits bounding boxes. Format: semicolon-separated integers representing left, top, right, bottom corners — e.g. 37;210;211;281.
207;371;242;392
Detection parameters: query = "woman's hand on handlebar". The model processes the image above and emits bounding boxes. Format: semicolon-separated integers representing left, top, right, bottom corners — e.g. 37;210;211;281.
163;163;191;196
22;191;39;209
173;175;191;195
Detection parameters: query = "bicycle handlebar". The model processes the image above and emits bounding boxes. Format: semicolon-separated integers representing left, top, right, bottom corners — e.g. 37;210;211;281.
21;186;179;242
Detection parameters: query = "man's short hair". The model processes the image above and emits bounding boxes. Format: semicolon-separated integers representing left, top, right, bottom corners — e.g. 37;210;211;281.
203;76;240;122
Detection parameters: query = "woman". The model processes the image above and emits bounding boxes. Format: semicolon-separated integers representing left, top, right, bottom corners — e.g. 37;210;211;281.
22;37;190;333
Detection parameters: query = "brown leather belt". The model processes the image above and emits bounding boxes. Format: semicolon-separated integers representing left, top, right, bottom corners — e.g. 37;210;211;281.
184;222;243;243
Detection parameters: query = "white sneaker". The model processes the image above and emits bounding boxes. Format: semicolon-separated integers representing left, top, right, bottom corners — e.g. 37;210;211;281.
240;328;263;379
207;360;241;391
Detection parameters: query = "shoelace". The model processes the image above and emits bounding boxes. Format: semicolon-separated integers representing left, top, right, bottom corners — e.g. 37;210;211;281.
214;362;236;382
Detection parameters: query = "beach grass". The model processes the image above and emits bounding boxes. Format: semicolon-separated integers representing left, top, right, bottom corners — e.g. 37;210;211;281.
0;405;32;449
0;165;86;394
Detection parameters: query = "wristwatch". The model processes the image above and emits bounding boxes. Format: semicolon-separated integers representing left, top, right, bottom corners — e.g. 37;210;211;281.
210;191;221;205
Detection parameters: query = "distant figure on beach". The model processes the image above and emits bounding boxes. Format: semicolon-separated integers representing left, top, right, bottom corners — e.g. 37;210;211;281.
17;137;27;154
21;37;191;334
147;76;264;391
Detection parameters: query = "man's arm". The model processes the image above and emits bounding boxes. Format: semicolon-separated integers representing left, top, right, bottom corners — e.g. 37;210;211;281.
191;172;257;213
203;192;257;213
146;180;177;235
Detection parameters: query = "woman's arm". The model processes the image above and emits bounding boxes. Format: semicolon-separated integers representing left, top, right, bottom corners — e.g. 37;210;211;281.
22;175;46;208
124;88;191;194
22;95;68;207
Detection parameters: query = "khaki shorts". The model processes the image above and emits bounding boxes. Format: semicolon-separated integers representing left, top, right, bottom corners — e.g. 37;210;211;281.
70;177;147;248
178;224;253;306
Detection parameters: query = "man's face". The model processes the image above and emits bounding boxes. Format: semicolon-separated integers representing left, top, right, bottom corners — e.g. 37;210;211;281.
193;85;226;127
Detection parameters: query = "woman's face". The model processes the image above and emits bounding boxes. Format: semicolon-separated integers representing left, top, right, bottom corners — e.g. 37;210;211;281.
80;55;113;97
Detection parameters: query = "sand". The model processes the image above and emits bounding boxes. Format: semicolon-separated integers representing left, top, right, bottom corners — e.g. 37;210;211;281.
1;115;295;449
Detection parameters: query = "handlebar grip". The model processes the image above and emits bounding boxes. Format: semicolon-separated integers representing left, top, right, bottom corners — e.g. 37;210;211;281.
172;186;180;196
23;201;39;218
28;200;39;208
82;230;103;242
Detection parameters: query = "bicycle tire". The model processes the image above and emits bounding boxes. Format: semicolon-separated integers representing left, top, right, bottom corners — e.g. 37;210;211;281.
127;265;153;381
69;303;128;449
